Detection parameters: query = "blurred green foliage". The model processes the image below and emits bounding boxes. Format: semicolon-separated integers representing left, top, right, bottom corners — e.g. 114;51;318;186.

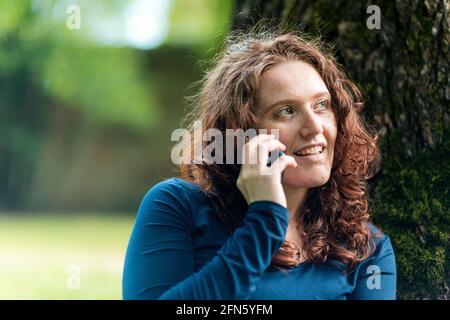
0;0;156;128
0;0;232;210
0;0;235;300
168;0;232;49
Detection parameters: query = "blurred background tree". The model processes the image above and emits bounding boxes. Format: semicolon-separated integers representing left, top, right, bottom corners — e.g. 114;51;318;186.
232;0;449;299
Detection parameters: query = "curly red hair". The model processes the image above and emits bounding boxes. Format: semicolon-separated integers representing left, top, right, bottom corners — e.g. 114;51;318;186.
178;29;382;272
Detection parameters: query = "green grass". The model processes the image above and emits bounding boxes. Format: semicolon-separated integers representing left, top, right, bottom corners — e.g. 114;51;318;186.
0;213;135;299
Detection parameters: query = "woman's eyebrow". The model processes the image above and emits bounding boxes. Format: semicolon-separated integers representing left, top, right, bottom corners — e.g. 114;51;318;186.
312;91;331;100
265;91;331;111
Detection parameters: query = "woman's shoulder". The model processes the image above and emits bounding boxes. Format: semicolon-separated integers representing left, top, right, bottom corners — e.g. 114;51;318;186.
364;222;395;261
134;178;213;233
366;222;390;243
142;176;194;193
145;177;200;194
143;176;207;200
140;177;212;216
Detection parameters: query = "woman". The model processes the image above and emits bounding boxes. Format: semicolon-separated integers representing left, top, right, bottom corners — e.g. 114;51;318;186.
122;30;397;300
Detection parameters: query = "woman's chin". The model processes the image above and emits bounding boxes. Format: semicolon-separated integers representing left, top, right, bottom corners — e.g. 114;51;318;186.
282;170;331;188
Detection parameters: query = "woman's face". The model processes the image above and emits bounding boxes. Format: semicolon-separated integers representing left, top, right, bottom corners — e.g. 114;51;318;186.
257;60;337;188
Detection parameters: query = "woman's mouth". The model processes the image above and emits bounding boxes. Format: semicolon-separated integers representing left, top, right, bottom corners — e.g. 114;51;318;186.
293;145;324;156
292;146;326;163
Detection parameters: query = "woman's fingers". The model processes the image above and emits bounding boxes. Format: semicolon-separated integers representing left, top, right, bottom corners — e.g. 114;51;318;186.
257;139;286;168
242;134;275;164
270;154;297;173
244;134;286;163
237;133;294;207
241;133;291;177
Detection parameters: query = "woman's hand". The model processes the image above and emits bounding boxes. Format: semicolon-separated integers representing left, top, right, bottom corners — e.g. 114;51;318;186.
236;134;297;208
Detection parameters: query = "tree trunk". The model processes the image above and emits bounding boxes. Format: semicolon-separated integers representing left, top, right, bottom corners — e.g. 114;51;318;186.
232;0;449;299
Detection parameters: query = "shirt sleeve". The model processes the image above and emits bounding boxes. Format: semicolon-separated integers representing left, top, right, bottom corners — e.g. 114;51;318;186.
122;179;289;300
348;234;397;300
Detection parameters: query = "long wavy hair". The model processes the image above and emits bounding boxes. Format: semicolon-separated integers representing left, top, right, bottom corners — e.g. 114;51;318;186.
177;29;382;272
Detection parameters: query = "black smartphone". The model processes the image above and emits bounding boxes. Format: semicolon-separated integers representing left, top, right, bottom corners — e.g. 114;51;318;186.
266;149;286;180
266;149;285;167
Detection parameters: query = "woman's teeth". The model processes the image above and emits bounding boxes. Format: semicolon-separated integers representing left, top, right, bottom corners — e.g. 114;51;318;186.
295;146;324;156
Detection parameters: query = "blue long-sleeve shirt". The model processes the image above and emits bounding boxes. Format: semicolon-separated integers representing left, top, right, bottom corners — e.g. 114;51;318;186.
122;177;396;300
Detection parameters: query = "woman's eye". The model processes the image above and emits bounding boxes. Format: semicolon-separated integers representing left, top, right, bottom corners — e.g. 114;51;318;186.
315;100;329;111
276;107;294;117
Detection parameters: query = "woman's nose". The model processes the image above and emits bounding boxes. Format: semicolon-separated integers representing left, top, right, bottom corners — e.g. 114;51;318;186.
299;110;323;137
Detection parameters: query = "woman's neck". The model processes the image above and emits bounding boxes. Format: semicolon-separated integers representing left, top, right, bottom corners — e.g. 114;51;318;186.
283;184;309;224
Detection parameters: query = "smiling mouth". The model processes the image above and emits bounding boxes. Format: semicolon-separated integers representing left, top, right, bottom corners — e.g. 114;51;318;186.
293;146;325;157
